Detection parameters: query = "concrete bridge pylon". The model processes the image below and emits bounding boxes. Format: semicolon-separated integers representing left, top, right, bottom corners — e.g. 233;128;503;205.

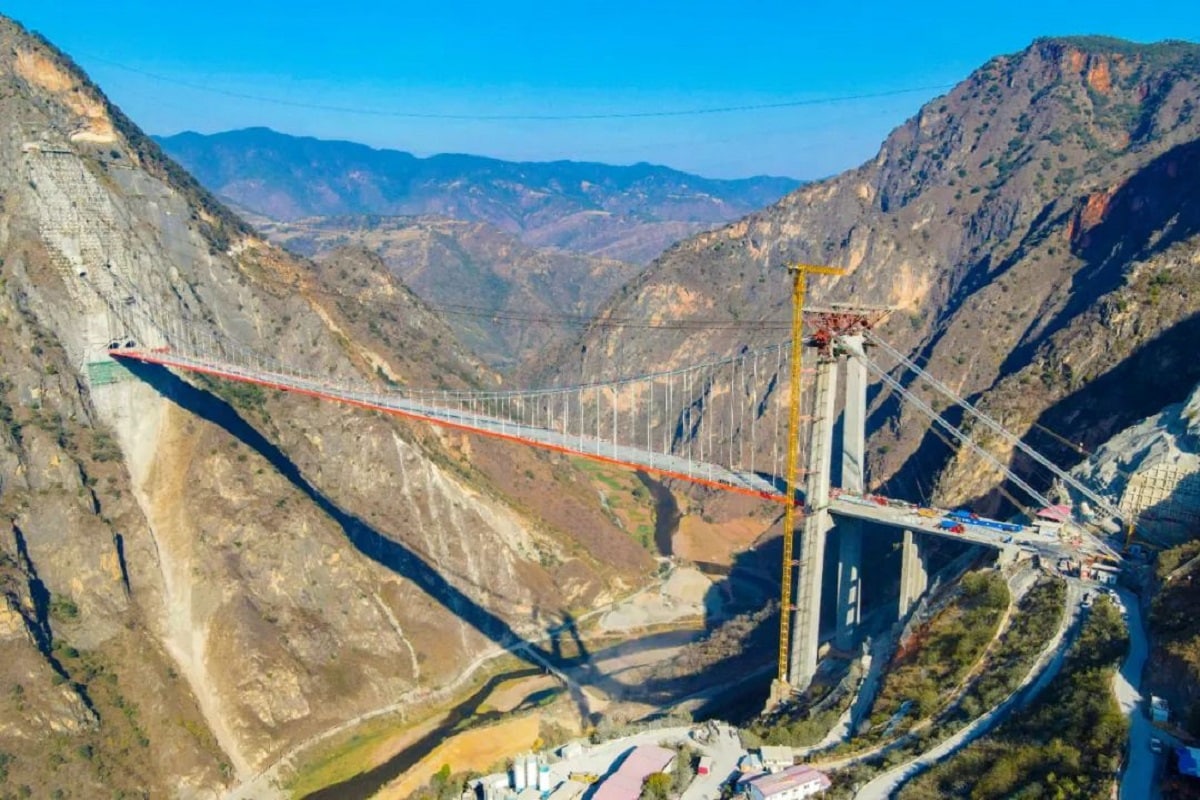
781;317;924;695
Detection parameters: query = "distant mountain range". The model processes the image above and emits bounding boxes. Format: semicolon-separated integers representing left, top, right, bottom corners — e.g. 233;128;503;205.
154;127;801;264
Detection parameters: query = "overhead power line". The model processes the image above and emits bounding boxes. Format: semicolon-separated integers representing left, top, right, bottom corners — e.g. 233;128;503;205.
430;302;793;330
308;283;794;330
80;51;954;121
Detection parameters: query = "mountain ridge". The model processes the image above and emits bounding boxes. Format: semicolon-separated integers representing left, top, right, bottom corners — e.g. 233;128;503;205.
154;126;801;264
557;34;1200;513
250;211;643;372
160;125;799;183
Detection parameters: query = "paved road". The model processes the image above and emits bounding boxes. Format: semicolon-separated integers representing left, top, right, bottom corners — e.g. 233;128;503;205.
853;580;1085;799
806;634;893;753
829;498;1056;556
1116;587;1158;800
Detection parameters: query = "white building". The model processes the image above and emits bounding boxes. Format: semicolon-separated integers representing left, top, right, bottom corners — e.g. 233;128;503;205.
758;745;794;772
1091;564;1120;585
559;741;586;761
744;765;831;800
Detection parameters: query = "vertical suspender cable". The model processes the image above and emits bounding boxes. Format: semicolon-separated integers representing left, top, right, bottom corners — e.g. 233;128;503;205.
612;386;617;458
751;351;758;479
727;358;735;469
647;379;653;454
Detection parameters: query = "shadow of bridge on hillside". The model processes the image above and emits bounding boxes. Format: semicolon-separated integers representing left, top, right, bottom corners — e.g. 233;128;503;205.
121;360;709;725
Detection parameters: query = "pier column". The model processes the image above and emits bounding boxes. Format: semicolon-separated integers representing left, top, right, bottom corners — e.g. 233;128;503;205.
899;529;929;619
835;520;863;650
840;337;867;496
789;357;838;690
834;344;867;652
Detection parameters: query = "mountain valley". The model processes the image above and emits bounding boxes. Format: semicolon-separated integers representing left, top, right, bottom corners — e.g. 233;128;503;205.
0;17;735;797
2;13;1200;800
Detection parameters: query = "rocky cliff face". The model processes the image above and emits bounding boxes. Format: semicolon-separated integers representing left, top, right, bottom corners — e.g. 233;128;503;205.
254;214;642;373
1071;381;1200;546
156;127;801;264
0;18;651;796
560;36;1200;512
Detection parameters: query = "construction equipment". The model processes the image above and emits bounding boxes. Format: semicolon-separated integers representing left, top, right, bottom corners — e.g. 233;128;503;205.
775;263;844;692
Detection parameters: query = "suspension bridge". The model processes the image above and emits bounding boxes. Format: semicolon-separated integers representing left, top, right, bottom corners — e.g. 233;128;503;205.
95;273;1125;698
14;140;1128;710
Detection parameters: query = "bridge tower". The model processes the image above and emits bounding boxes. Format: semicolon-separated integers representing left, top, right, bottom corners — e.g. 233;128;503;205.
773;301;891;703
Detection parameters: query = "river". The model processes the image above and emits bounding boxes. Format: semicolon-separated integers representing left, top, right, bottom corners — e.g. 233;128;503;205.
302;667;545;800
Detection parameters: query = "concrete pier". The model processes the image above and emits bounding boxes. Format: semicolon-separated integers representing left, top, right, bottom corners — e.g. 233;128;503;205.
841;336;867;496
899;529;929;619
783;332;940;689
835;521;863;650
789;357;838;690
834;339;867;650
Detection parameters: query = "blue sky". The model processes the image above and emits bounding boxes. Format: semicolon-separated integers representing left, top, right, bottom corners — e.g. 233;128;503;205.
6;1;1199;178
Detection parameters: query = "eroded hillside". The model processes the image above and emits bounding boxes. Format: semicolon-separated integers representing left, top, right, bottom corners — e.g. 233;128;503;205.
254;215;642;373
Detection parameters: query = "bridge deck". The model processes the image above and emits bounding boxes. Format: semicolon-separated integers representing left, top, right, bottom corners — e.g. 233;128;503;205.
829;498;1055;553
111;348;783;502
110;348;1084;562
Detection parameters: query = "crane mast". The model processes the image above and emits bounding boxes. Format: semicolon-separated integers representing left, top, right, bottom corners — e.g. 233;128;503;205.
775;263;844;694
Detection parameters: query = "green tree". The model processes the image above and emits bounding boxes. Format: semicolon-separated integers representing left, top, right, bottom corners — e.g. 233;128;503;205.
641;771;672;800
672;745;696;794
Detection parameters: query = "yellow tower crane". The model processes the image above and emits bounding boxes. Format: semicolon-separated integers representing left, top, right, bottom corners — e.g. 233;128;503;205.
776;263;845;693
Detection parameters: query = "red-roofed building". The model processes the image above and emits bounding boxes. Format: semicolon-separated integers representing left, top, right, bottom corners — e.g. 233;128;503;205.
1035;504;1072;536
592;745;676;800
1037;504;1072;522
743;764;830;799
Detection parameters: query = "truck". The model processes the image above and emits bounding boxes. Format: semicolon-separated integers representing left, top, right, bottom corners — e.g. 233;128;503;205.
568;773;599;785
947;509;1023;533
